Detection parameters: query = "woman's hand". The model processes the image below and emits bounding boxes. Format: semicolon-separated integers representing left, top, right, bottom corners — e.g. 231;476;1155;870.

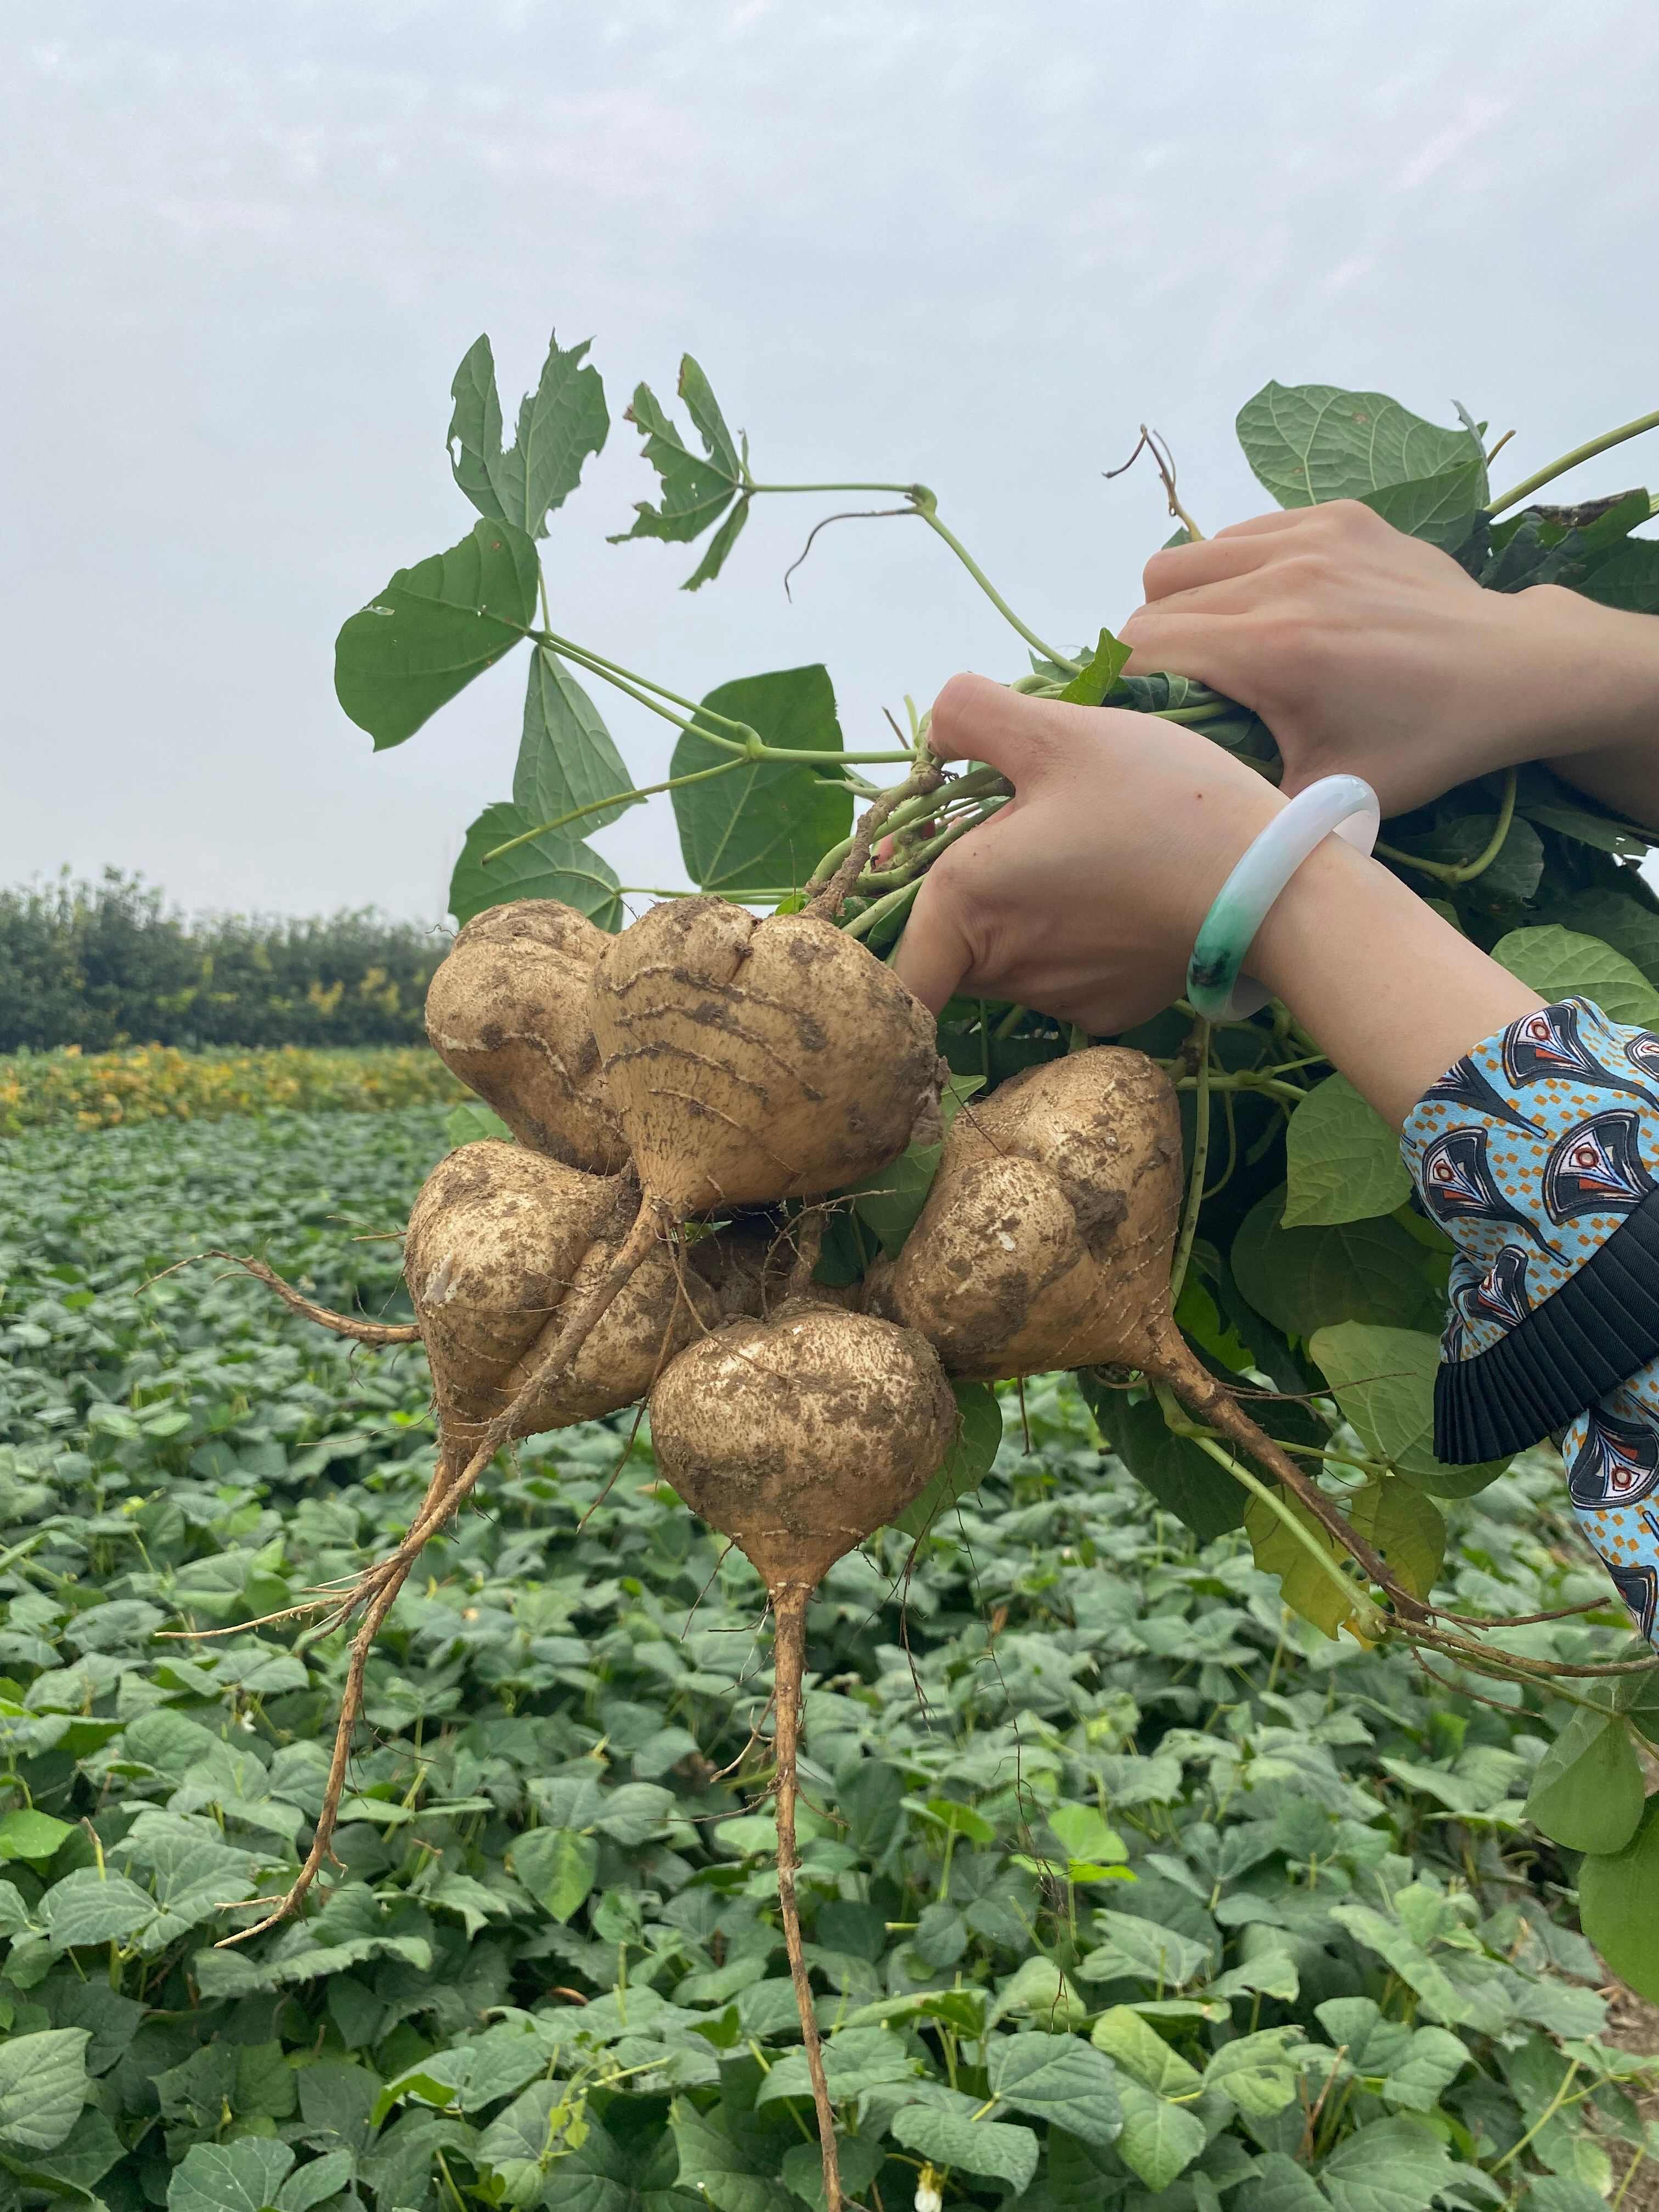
891;670;1541;1127
890;675;1284;1035
1117;499;1659;825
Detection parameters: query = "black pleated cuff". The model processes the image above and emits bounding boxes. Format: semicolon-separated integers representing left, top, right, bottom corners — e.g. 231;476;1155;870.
1435;1184;1659;1463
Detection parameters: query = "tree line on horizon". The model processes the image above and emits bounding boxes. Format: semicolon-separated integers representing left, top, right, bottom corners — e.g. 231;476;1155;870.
0;872;446;1053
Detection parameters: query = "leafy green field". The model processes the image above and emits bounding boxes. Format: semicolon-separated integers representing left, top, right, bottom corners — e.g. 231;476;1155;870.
1;1108;1656;2210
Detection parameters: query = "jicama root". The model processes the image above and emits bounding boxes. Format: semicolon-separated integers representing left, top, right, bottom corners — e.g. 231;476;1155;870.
405;1141;720;1462
649;1301;957;2212
590;896;945;1211
877;1048;1428;1619
426;899;627;1171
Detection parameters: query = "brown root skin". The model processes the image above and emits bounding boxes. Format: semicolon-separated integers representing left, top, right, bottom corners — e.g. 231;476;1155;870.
426;900;627;1172
149;1251;421;1346
769;1585;844;2212
884;1048;1430;1620
219;1198;670;1944
647;1301;957;1588
405;1144;718;1462
589;897;946;1214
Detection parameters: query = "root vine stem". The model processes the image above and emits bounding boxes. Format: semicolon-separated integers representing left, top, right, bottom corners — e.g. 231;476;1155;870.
805;757;944;922
769;1584;843;2212
1149;1333;1429;1620
150;1252;421;1345
218;1195;669;1943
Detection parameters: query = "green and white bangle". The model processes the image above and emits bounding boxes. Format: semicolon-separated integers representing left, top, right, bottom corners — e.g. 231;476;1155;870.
1186;774;1380;1022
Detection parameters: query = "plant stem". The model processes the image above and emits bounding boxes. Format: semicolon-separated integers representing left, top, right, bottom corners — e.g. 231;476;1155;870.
749;479;924;496
1169;1028;1211;1307
1376;768;1517;885
842;878;923;942
1489;2059;1581;2173
910;503;1081;672
487;758;752;858
1489;409;1659;515
1179;1422;1389;1643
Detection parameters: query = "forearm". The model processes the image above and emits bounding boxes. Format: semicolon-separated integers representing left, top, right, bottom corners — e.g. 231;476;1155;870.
1250;839;1543;1128
1525;586;1659;833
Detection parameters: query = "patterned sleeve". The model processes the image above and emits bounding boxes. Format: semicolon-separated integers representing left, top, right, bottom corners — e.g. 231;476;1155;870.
1400;997;1659;1645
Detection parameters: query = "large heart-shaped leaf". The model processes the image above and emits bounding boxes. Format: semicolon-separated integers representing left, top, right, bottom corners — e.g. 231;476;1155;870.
1237;382;1486;509
670;664;851;895
335;518;538;749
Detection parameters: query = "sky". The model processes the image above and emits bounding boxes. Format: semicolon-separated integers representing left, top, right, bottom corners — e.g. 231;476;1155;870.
7;0;1659;926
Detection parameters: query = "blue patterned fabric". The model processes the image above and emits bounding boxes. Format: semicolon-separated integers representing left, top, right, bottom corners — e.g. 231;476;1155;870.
1402;998;1659;1646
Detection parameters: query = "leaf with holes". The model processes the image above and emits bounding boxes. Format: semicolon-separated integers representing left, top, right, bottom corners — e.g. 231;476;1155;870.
448;330;609;538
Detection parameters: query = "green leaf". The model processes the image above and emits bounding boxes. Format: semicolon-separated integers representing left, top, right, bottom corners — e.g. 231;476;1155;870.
779;2136;883;2212
513;648;641;841
670;665;851;895
1081;1911;1210;1989
448;803;622;931
511;1828;600;1923
1521;800;1652;860
684;498;752;591
1526;1707;1646;1854
0;2029;88;2154
278;2150;355;2212
1237;382;1485;509
988;1956;1088;2032
1082;1382;1245;1543
1235;2151;1327;2212
1309;1323;1509;1497
1060;627;1133;706
889;2106;1040;2194
1347;1476;1446;1603
0;1810;71;1864
757;2026;917;2107
167;2138;295;2212
1491;924;1659;1028
1540;889;1659;988
38;1867;159;1950
476;2079;583;2200
985;2029;1123;2148
447;1101;514;1150
448;329;609;537
1202;2029;1302;2117
1089;2007;1203;2095
1284;1075;1411;1227
893;1380;1002;1537
1360;462;1487;549
669;2095;795;2212
1317;2115;1453;2212
1112;2078;1207;2192
611;357;747;582
1245;1491;1374;1642
1397;809;1544;901
1231;1195;1443;1340
335;517;538;751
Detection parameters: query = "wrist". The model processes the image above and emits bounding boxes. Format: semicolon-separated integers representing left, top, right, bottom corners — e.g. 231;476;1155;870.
1515;583;1659;757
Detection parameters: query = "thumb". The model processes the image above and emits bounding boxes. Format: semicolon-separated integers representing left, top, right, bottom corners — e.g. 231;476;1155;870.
927;672;1064;785
889;872;973;1017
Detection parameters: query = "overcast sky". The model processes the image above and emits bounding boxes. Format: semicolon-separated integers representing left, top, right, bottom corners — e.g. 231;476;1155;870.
7;1;1659;925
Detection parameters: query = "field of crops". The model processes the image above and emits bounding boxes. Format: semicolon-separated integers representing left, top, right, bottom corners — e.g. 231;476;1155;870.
0;1046;462;1133
2;1105;1657;2210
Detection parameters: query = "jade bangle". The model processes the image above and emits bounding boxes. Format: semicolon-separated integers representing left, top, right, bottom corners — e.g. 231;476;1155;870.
1186;775;1380;1022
